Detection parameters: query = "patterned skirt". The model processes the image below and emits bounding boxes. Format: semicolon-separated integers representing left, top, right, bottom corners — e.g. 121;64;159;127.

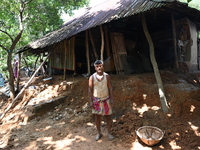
92;96;112;116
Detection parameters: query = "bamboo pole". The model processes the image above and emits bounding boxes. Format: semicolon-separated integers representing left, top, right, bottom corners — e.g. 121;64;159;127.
100;25;105;61
85;30;90;74
0;51;52;120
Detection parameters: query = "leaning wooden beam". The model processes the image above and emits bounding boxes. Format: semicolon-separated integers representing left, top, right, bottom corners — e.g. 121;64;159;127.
0;51;52;120
100;25;105;61
141;13;169;113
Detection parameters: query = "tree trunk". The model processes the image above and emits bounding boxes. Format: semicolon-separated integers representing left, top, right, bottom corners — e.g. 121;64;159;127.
8;30;23;99
16;53;21;92
141;13;169;113
8;51;15;99
0;51;52;120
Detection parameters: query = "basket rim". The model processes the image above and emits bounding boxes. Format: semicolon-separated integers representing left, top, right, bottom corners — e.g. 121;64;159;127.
136;126;164;141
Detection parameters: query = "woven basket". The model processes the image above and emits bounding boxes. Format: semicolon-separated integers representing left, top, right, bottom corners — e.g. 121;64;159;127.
136;126;164;146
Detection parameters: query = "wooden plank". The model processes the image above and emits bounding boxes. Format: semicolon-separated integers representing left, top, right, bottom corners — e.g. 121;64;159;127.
89;30;98;60
111;35;119;74
110;32;127;74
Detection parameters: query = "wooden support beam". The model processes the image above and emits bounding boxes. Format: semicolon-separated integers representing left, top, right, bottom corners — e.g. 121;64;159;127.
104;25;111;57
85;30;90;74
64;39;67;80
171;13;179;71
100;25;105;61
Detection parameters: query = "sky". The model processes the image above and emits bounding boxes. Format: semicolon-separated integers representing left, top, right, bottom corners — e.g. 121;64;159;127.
61;0;107;21
61;0;200;21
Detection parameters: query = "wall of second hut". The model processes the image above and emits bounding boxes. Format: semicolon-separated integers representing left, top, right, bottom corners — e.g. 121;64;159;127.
187;18;198;72
176;17;198;72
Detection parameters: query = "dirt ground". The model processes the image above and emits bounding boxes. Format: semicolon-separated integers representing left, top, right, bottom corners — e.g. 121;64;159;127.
0;70;200;150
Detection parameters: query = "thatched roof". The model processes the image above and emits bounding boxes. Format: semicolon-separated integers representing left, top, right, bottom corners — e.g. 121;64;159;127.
18;0;200;54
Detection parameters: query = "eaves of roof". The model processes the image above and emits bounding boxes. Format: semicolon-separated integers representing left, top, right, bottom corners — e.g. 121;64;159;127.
19;0;195;53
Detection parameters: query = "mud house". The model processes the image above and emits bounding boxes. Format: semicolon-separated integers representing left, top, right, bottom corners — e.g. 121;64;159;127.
18;0;200;76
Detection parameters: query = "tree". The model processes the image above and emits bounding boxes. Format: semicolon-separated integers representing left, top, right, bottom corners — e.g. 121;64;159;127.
0;0;89;99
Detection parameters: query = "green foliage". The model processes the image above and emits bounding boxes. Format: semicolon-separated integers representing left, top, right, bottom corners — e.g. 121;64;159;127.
198;32;200;39
188;0;200;10
0;0;89;77
178;0;200;10
0;49;8;78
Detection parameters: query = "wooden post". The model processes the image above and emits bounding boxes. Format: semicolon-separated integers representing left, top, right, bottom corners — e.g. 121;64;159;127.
89;30;98;60
104;25;111;57
100;25;105;61
23;57;31;76
64;39;67;80
171;13;179;71
85;30;90;74
33;55;40;75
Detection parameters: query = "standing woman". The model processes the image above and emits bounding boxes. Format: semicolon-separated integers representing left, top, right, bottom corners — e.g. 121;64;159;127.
13;58;18;81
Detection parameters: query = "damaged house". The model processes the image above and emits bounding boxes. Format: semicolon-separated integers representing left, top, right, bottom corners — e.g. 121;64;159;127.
18;0;200;76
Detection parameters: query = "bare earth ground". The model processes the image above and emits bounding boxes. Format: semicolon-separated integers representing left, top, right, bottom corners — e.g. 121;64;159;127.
0;70;200;150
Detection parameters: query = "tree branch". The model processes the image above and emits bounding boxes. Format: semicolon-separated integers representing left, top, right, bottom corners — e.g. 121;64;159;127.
10;30;23;50
0;44;9;51
0;29;14;42
24;0;34;5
